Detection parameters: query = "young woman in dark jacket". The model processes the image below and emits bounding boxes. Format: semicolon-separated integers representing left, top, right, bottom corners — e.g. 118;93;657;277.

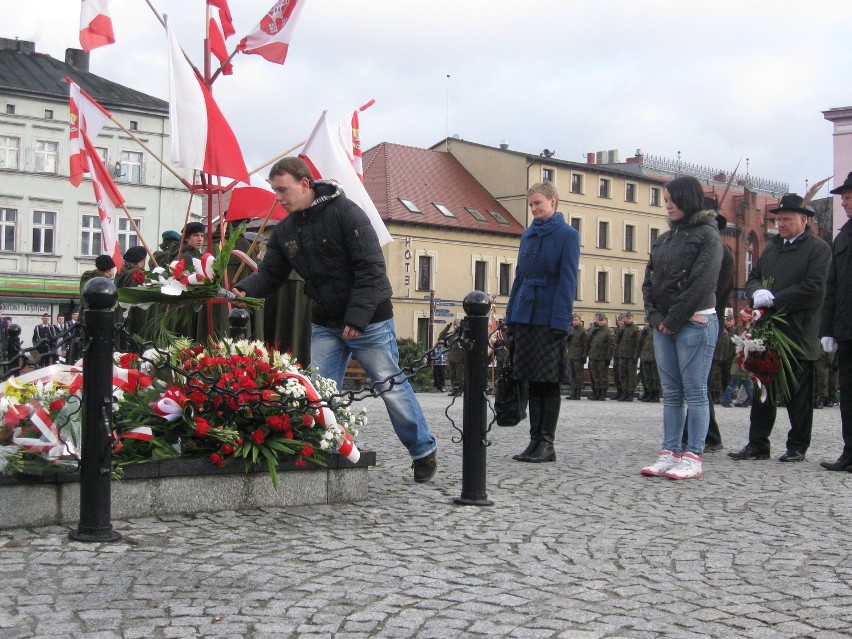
640;176;722;480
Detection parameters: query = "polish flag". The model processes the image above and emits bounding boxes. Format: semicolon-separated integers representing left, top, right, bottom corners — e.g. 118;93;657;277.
209;18;234;75
79;0;115;51
167;22;248;183
299;111;392;246
83;133;124;269
208;0;235;38
226;174;288;222
238;0;305;65
68;79;112;187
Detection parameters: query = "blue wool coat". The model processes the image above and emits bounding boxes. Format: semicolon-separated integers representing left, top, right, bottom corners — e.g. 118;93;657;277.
505;212;580;331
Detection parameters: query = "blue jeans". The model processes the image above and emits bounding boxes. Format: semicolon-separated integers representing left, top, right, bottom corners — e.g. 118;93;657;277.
311;319;437;460
653;314;718;455
720;377;753;405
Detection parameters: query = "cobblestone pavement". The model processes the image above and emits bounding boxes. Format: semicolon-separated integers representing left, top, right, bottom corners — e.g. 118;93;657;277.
2;392;851;639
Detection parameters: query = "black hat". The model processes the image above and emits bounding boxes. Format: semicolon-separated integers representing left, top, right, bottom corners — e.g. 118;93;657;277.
768;193;815;217
715;214;727;231
829;172;852;195
123;245;147;264
95;255;116;271
184;222;205;236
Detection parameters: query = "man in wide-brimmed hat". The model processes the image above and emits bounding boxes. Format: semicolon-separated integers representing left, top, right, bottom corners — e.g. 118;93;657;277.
729;193;832;463
818;173;852;471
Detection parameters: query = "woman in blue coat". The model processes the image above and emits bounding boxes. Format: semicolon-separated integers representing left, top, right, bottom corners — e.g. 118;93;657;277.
505;182;580;462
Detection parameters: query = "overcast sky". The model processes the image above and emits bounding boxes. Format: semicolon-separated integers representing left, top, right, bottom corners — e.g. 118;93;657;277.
8;0;852;195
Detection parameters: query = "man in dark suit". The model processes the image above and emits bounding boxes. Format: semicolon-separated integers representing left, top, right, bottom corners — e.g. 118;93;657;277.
729;194;832;462
32;313;57;368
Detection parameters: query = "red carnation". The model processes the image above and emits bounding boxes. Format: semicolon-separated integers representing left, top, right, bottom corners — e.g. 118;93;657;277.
210;453;225;467
300;444;314;458
221;444;235;455
49;398;65;413
294;458;307;468
302;413;315;426
252;429;266;445
131;269;146;285
194;417;211;437
119;352;139;368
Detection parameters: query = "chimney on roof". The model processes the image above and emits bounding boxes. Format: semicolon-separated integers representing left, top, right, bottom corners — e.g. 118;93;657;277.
499;140;509;150
0;37;35;54
65;48;90;72
587;152;596;165
626;148;644;165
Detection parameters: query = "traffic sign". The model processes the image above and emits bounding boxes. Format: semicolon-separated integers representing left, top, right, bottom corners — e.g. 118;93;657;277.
436;301;456;307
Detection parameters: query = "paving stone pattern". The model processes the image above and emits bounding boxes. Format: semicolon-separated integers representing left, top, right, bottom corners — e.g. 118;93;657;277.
1;393;851;638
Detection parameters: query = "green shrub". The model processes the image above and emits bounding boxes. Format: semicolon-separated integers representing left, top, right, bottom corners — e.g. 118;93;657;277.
397;338;434;391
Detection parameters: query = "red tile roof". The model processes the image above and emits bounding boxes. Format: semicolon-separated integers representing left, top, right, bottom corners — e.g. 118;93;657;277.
363;142;525;236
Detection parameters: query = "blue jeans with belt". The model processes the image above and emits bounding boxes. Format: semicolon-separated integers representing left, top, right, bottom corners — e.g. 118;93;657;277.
311;319;437;460
653;314;719;455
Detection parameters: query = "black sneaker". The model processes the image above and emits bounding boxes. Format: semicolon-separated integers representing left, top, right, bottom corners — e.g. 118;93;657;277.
412;451;437;483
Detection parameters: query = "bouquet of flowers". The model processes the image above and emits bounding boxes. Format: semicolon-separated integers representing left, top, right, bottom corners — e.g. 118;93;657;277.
117;224;264;344
112;338;365;487
732;304;804;406
0;365;84;474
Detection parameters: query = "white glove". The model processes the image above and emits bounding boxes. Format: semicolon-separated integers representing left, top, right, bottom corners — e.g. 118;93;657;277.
821;336;838;353
752;289;775;308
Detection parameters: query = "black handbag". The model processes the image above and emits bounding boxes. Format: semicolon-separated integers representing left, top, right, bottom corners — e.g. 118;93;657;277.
494;364;527;426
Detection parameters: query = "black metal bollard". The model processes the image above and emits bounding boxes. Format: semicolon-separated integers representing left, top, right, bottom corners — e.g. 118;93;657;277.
453;290;494;506
5;324;22;375
229;308;250;339
69;277;121;543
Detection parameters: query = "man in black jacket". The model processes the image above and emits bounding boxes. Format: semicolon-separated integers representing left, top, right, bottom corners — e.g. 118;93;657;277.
729;194;832;462
234;157;438;482
818;172;852;471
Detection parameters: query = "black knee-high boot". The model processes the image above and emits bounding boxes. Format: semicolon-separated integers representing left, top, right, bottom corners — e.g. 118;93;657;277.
526;384;560;463
512;394;542;461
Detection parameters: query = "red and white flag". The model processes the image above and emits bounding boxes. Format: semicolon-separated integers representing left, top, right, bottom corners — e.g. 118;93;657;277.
208;18;234;75
226;174;288;222
300;111;392;246
68;79;111;187
166;22;249;183
79;0;115;52
83;133;124;269
238;0;305;65
208;0;235;38
338;100;375;182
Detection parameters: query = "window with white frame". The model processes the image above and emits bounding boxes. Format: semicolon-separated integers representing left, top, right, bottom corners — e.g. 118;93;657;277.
474;260;487;293
432;202;455;218
0;135;20;169
119;150;143;183
598;220;610;249
625;182;637;202
624;224;636;252
596;270;608;302
649;227;660;252
650;187;661;206
34;140;59;174
623;273;635;304
44;109;54;120
31;210;55;253
0;208;16;252
5;104;15;115
745;250;753;277
118;217;142;253
571;173;583;194
542;167;555;182
80;215;102;257
575;265;584;301
498;262;512;296
417;254;432;291
598;178;611;198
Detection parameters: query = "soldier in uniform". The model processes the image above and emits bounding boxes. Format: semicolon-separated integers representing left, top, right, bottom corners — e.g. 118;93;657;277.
565;314;587;400
615;312;640;401
586;313;615;400
638;318;661;402
612;315;625;399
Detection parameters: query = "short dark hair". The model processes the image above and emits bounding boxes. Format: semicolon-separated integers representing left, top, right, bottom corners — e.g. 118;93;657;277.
665;176;705;217
269;157;314;186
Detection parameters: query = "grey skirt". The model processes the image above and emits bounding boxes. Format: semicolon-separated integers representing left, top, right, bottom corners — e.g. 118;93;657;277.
511;323;570;383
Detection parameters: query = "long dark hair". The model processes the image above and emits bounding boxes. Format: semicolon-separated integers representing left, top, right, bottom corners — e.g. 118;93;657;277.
665;176;705;216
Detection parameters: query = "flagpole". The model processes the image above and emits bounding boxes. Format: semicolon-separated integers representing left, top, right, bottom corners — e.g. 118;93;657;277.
108;115;192;190
119;203;158;267
219;139;307;194
210;49;239;84
145;2;206;81
231;199;279;283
